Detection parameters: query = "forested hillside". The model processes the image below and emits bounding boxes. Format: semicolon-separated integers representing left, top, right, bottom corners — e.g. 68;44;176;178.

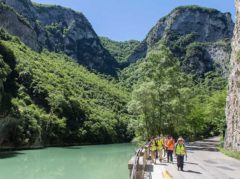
0;2;234;147
0;0;118;75
0;29;133;147
100;37;140;66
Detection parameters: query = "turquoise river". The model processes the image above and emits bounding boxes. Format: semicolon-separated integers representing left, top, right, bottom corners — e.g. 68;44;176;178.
0;143;136;179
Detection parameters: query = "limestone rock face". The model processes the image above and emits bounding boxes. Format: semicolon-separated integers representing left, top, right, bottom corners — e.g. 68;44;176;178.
0;3;39;51
128;6;234;77
0;0;118;75
129;6;234;63
225;0;240;151
205;41;231;78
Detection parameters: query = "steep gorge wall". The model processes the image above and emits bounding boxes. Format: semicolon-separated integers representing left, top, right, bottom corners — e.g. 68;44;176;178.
0;3;39;51
128;6;233;78
129;6;234;63
0;0;118;75
225;0;240;151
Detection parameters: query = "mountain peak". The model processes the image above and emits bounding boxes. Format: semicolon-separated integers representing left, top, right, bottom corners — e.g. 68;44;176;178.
128;5;234;63
0;0;118;75
173;5;221;14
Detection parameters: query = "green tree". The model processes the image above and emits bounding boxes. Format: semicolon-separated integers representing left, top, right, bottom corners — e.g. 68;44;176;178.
128;45;191;140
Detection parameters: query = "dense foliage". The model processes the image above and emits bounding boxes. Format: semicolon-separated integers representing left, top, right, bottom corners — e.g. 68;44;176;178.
126;44;227;142
128;45;191;138
0;32;133;146
100;37;140;65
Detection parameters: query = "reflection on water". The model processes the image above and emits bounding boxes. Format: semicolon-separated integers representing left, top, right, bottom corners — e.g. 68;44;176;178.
0;144;136;179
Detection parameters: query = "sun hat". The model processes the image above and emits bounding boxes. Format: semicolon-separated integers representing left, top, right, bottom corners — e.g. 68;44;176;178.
177;137;184;142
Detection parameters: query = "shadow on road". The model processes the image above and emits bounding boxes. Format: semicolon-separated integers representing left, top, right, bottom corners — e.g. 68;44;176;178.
203;139;219;143
186;138;219;152
217;166;235;171
185;161;198;165
182;170;202;174
155;163;167;166
187;146;217;152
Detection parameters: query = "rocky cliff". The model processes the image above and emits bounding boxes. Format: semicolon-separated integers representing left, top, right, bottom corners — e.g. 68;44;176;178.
0;3;39;51
0;0;118;75
129;6;234;77
225;0;240;152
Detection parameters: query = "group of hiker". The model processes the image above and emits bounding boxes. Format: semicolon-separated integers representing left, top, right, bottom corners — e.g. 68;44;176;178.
147;135;187;171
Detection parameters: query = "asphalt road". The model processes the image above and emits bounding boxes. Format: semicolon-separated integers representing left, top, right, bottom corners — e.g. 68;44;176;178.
150;137;240;179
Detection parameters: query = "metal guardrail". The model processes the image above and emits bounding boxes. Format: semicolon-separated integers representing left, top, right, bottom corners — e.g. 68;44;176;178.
130;142;150;179
130;147;143;179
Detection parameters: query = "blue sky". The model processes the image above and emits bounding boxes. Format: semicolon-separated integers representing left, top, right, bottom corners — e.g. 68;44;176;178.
33;0;235;41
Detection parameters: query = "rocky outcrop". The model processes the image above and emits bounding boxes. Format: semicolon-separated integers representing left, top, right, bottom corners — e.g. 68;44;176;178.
128;6;234;77
0;0;118;75
225;0;240;152
0;3;39;51
206;41;231;78
129;6;234;63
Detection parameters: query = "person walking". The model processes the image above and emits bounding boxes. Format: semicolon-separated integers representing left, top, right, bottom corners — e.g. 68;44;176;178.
164;135;168;157
166;135;175;163
150;136;158;164
174;137;187;171
157;134;164;162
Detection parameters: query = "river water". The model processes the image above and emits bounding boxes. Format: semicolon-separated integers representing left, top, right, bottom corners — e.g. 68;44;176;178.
0;143;136;179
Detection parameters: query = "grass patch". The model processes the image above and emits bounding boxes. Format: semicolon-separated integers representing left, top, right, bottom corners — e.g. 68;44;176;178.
219;147;240;160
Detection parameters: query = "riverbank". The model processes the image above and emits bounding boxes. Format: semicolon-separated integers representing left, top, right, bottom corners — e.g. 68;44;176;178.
0;145;44;151
0;142;133;151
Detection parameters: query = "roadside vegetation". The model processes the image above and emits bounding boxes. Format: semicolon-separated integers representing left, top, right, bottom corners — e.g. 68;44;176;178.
219;148;240;160
125;44;227;142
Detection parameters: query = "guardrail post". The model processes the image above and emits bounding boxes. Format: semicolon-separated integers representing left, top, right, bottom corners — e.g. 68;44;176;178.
136;156;144;179
128;156;135;178
129;147;148;179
